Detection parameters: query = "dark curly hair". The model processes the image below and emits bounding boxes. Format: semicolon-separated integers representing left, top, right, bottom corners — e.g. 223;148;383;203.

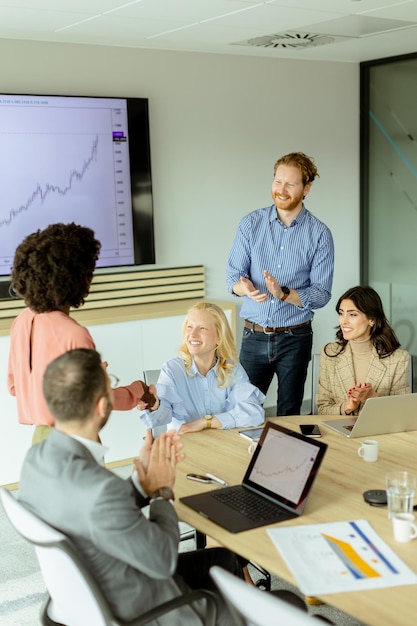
273;152;319;186
325;285;400;359
11;223;101;313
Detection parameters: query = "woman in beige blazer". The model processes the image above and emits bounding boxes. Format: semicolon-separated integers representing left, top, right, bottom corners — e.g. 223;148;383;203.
317;286;411;415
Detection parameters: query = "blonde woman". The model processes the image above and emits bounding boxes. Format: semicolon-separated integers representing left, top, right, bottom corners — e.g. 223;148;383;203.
138;302;265;434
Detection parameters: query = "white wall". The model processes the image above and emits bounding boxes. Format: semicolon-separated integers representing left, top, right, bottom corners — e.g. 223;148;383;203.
0;39;360;484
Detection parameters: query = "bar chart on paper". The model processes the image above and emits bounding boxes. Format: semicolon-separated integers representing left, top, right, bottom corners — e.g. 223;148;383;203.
268;520;417;595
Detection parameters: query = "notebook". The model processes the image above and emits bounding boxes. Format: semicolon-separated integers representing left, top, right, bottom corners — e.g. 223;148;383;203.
179;422;327;533
322;393;417;438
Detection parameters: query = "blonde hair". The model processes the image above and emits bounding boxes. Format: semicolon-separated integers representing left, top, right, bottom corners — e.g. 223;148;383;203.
179;302;238;388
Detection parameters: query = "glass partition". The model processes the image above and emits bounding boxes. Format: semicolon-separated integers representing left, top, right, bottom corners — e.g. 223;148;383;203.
361;53;417;390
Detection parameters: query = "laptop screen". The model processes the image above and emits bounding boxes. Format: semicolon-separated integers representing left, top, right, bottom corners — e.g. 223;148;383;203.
243;423;327;515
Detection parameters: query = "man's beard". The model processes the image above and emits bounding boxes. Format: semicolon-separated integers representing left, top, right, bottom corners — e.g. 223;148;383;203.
273;191;304;213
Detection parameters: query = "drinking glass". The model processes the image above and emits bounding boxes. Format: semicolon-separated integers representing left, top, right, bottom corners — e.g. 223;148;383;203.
385;471;416;520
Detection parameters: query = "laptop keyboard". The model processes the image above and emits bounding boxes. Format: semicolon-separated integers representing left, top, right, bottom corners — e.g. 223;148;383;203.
211;486;285;522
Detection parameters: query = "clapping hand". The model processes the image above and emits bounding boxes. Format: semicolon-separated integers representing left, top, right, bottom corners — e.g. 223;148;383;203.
240;276;268;302
133;430;185;496
345;382;376;414
263;270;282;300
348;382;376;404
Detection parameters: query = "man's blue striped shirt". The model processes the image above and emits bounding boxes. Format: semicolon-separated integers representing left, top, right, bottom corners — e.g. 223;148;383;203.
226;204;334;327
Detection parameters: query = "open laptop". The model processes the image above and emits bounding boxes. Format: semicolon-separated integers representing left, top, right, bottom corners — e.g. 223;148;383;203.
322;393;417;438
179;422;327;533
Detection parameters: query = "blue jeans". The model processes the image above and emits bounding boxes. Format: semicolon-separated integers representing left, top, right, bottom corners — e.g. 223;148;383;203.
239;323;313;416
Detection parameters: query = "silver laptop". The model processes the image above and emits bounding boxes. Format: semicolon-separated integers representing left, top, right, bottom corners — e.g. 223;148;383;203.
179;422;327;533
322;393;417;438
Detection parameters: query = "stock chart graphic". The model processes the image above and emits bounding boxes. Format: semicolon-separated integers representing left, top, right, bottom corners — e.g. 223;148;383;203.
1;135;100;229
0;95;134;274
250;431;319;503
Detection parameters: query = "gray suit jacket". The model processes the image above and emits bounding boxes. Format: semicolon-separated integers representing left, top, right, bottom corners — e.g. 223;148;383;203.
317;343;411;415
18;430;206;625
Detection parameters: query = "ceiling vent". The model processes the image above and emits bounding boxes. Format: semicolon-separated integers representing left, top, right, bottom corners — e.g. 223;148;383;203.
232;31;353;50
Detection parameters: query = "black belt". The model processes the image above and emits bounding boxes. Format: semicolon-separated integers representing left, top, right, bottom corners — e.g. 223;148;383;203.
244;320;311;334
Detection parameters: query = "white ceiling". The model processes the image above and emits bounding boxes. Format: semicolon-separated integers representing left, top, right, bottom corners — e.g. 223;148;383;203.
1;0;417;63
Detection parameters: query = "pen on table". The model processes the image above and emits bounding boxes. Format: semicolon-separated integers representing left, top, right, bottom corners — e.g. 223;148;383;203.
205;473;228;488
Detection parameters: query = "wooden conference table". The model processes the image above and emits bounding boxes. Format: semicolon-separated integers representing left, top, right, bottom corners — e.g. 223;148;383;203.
174;416;417;626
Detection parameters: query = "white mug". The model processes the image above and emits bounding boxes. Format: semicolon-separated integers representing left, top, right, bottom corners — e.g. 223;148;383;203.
392;513;417;543
248;442;257;455
357;439;379;462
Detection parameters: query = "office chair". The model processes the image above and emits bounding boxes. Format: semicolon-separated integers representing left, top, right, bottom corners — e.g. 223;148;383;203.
408;353;413;391
143;369;166;439
0;488;218;626
311;353;321;415
210;566;316;626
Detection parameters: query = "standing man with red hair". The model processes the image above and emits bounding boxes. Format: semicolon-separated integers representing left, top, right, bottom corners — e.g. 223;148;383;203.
227;152;334;416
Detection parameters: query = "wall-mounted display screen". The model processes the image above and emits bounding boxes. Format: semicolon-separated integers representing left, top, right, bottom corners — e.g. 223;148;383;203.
0;93;154;282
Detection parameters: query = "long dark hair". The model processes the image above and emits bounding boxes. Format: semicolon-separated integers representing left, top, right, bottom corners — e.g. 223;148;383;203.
324;285;400;358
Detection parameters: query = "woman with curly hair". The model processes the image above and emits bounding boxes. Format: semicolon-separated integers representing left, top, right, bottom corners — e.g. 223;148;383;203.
137;301;265;434
7;223;147;443
317;285;411;416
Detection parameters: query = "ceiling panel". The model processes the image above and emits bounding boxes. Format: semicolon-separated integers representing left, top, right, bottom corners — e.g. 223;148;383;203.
200;5;339;31
56;15;189;39
0;0;126;9
301;14;417;37
364;3;417;21
0;7;93;32
0;0;416;62
108;0;264;20
268;0;414;11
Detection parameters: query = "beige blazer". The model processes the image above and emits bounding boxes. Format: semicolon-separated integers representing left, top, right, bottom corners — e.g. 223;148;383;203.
317;342;411;415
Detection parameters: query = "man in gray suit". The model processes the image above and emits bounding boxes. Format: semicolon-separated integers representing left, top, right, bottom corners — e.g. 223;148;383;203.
18;348;243;625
